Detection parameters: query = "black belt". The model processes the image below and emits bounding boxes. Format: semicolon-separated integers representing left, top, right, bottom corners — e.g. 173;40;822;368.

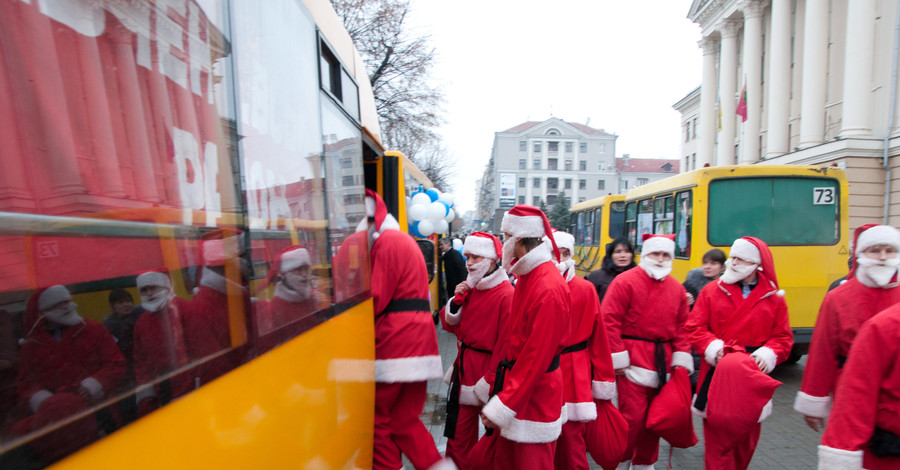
561;340;589;355
484;354;560;436
836;354;847;369
622;335;672;389
444;341;492;439
695;345;760;412
379;298;430;316
870;427;900;457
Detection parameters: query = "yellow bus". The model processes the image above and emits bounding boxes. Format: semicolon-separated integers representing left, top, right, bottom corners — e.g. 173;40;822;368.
568;195;627;277
0;0;435;467
620;165;849;361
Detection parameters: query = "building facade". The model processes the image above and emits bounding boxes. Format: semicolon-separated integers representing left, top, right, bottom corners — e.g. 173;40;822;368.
673;86;701;172
685;0;900;228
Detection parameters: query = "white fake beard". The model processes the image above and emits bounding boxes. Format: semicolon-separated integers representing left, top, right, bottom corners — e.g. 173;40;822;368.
720;259;759;284
42;302;82;326
640;257;672;280
282;271;312;299
466;258;492;287
557;258;575;281
501;237;517;272
856;256;900;287
141;288;174;313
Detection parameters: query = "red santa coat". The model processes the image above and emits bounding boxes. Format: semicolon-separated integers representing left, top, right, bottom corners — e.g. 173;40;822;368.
441;267;512;406
372;229;442;383
602;266;694;388
819;303;900;470
796;278;900;419
133;297;195;406
686;278;793;398
18;319;126;410
482;244;571;443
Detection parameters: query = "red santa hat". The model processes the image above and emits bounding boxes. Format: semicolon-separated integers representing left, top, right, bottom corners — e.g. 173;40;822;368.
136;268;173;291
364;189;400;239
463;231;502;260
500;204;561;262
641;233;675;257
735;236;780;290
200;228;244;266
37;285;72;312
846;224;900;279
259;246;312;292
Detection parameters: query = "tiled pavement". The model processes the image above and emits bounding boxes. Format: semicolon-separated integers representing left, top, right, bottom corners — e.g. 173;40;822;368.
411;324;820;469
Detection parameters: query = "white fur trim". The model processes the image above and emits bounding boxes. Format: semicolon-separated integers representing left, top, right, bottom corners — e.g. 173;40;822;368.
642;236;674;257
135;384;157;403
750;346;778;374
671;351;695;373
817;445;863;469
30;389;53;413
459;384;481;406
80;377;104;401
794;392;832;419
477;267;509;290
855;225;900;255
501;213;546;238
552;231;575;253
443;365;454;385
632;465;656;470
565;401;598;422
137;271;171;290
375;355;443;383
38;285;72;311
482;395;517;428
427;457;458;470
377;213;401;235
202;238;241;265
777;289;786;297
624;365;669;389
592;380;617;400
280;248;311;273
474;377;491;404
612;350;631;369
200;267;227;294
464;236;499;260
327;359;375;383
500;405;567;443
615;461;632;470
730;238;761;264
509;242;552;277
704;339;725;366
444;300;462;326
758;399;774;423
690;394;708;418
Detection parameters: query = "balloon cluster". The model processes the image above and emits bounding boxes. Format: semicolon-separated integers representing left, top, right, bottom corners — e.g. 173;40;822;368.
408;187;456;238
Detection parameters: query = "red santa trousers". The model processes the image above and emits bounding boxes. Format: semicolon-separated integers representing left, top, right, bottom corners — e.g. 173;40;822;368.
555;421;589;470
446;403;480;470
374;381;441;470
703;419;761;470
494;435;557;470
617;378;660;465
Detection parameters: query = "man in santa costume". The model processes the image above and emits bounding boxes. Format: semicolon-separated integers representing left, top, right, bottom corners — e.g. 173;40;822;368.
187;228;247;351
602;233;693;470
550;230;616;470
795;224;900;431
364;189;453;470
685;236;793;469
479;205;570;469
440;231;512;470
817;302;900;470
254;246;324;336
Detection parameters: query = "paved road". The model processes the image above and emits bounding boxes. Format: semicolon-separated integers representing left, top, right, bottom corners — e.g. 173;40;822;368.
417;324;821;469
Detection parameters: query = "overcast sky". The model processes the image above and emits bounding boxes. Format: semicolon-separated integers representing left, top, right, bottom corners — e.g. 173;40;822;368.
407;0;703;216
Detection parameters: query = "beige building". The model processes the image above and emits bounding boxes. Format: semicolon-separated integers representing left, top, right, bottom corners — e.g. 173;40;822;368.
685;0;900;229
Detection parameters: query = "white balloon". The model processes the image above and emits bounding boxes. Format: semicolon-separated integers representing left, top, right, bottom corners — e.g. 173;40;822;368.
438;192;455;206
427;201;447;221
412;192;432;207
434;219;449;234
408;203;427;222
444;208;455;223
417;219;435;237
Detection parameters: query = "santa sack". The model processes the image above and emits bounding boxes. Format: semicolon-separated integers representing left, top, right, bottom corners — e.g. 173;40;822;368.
586;399;629;470
706;352;782;450
646;367;697;448
468;430;498;469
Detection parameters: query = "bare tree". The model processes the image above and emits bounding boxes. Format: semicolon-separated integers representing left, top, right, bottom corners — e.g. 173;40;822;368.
330;0;452;190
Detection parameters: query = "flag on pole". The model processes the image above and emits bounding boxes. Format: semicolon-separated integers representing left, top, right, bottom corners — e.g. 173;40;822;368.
736;82;748;122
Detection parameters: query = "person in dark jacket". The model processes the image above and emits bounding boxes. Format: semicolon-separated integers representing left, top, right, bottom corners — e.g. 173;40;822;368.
682;248;726;307
441;237;468;304
102;288;144;423
585;237;636;303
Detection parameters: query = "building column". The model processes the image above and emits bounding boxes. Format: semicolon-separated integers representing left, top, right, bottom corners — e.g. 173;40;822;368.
766;0;792;157
740;1;763;164
840;0;876;137
799;0;829;148
718;21;739;166
699;36;718;167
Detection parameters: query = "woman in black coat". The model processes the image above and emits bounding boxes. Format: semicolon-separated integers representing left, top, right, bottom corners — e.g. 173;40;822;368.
584;237;636;303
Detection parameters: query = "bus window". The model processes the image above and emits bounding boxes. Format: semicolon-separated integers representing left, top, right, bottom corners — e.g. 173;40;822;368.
577;211;594;245
625;202;637;248
569;212;578;238
417;240;437;283
609;201;626;240
653;195;674;235
636;199;654;251
593;208;603;247
675;191;692;258
708;177;840;245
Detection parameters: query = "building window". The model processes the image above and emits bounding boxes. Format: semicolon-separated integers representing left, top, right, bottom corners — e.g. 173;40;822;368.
342;175;355;186
685;155;690;171
565;142;573;153
579;161;587;171
533;196;540;205
519;159;526;170
622;180;629;191
579;179;586;190
579;197;586;203
533;159;541;170
548;141;559;152
548;178;558;191
637;178;649;186
549;158;558;170
518;195;525;204
685;123;690;143
598;180;605;190
580;142;587;153
534;141;542;152
518;177;526;188
565;178;572;189
598;143;605;153
547;195;558;206
520;140;526;151
692;153;697;169
692;118;698;139
565;160;572;171
533;177;541;188
546;128;561;135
